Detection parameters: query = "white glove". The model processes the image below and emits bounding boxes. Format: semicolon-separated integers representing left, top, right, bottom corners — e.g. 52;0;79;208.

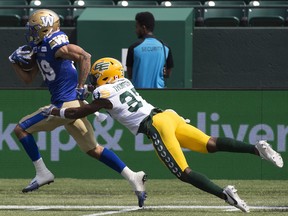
183;118;190;124
95;112;108;122
76;84;90;100
41;105;57;117
9;45;32;64
83;100;108;122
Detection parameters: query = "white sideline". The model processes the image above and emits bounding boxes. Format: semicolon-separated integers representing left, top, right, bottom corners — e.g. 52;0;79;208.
82;207;140;216
0;205;287;216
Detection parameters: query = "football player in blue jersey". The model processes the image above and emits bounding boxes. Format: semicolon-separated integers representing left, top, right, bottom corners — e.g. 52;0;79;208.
8;9;147;207
126;11;174;88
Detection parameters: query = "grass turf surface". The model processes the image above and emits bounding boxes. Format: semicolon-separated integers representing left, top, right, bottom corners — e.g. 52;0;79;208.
0;179;287;215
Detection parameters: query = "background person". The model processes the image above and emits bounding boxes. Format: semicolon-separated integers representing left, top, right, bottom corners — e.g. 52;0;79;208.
126;11;174;88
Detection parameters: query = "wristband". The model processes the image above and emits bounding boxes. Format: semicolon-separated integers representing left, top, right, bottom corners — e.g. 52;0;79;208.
59;108;67;119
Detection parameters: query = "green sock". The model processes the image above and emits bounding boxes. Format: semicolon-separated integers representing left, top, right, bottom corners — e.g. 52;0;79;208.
216;137;255;154
187;171;223;199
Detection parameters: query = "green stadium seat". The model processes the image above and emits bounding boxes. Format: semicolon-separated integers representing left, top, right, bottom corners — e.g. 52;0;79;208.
160;1;204;26
248;1;288;26
74;0;114;2
0;0;28;2
0;14;21;26
73;0;115;25
203;1;247;27
29;0;72;26
160;1;201;6
117;1;158;6
0;0;28;26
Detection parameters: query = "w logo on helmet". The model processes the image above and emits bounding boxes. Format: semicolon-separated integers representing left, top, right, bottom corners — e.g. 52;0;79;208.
94;62;110;72
41;16;54;27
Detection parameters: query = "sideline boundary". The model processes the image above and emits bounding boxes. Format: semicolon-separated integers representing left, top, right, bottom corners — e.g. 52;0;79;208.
0;205;288;215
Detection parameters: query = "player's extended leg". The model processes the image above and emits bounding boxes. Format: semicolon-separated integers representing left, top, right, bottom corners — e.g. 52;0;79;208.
207;137;283;168
65;117;147;207
151;110;249;212
88;145;147;207
14;109;61;193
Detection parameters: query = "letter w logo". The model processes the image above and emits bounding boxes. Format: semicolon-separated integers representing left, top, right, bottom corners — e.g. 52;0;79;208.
41;16;54;26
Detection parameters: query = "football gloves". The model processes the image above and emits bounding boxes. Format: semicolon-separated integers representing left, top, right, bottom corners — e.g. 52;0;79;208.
9;45;32;64
95;111;108;122
76;84;91;100
41;105;57;117
83;100;108;122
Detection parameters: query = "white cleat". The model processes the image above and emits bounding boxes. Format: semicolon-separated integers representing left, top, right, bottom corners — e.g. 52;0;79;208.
223;185;250;213
255;140;284;168
22;171;54;193
130;171;147;207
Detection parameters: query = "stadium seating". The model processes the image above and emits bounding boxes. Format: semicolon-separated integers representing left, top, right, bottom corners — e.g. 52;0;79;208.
29;0;72;26
0;0;28;26
0;14;21;26
203;1;247;26
1;0;288;27
160;1;204;26
73;0;115;24
117;0;158;6
73;0;115;6
248;1;288;26
160;0;201;6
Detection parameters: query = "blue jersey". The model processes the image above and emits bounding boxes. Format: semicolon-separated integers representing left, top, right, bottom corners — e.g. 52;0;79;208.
126;36;173;88
34;31;78;107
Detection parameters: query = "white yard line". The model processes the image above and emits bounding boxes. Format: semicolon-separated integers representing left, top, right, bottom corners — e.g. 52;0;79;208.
82;207;141;216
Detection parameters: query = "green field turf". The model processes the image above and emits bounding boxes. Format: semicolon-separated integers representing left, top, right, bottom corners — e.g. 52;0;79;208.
0;179;287;216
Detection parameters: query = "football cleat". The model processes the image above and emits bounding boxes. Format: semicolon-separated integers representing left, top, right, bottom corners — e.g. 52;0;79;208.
22;171;54;193
135;191;147;208
255;140;283;168
223;185;250;213
131;171;147;207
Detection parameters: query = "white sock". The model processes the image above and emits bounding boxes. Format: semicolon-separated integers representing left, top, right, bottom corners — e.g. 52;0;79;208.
121;166;138;190
121;166;135;181
33;158;50;174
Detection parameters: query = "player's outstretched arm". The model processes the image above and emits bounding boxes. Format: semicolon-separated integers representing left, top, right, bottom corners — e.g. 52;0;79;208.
43;99;113;119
